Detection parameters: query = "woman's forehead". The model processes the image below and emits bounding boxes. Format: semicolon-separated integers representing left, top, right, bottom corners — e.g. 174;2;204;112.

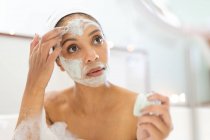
61;16;101;37
61;14;98;26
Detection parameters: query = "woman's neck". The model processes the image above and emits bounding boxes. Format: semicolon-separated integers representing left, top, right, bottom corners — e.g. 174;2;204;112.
72;82;113;114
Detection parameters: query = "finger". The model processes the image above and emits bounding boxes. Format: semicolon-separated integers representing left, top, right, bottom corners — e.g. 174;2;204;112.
31;36;42;55
47;46;62;64
137;127;149;140
30;36;35;55
148;93;170;106
39;37;62;60
138;115;168;136
139;123;163;140
41;27;67;43
30;34;39;55
141;105;172;130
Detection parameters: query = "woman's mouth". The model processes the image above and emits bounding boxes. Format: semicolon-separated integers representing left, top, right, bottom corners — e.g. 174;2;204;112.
86;67;105;77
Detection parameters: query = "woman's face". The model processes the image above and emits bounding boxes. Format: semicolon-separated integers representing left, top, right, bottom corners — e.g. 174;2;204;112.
56;15;109;87
59;15;109;68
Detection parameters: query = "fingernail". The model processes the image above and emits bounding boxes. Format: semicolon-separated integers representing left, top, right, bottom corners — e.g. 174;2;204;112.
61;26;69;32
147;91;157;98
60;26;70;36
140;111;147;116
35;33;38;38
35;33;40;41
32;34;37;42
140;108;145;113
146;94;153;99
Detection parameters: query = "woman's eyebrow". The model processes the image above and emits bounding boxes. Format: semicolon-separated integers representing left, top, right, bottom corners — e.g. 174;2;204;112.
62;38;77;46
89;29;100;36
62;29;100;46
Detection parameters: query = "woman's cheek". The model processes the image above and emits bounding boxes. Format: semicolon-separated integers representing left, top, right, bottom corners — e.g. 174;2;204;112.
99;46;109;64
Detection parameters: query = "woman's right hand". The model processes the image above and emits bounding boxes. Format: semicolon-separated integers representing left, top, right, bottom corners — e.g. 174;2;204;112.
15;27;67;129
26;27;65;92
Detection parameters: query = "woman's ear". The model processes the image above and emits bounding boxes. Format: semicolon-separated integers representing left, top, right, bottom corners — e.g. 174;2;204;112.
56;57;65;71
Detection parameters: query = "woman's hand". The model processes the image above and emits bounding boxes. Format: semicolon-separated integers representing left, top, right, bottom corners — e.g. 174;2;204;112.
136;93;173;140
15;28;66;128
26;27;64;92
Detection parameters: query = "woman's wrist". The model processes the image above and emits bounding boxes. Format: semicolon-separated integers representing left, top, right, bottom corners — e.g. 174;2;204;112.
21;84;45;112
24;81;46;96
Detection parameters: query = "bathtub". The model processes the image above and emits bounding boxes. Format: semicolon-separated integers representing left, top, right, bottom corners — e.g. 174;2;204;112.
0;107;210;140
0;114;18;140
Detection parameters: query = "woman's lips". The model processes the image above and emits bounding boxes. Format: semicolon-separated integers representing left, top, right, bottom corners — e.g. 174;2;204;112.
86;67;105;77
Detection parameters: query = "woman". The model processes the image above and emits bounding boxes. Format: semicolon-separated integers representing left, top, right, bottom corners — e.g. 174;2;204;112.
14;9;173;140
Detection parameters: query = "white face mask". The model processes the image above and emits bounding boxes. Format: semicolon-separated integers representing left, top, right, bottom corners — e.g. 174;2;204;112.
58;17;108;87
59;56;108;87
63;18;101;37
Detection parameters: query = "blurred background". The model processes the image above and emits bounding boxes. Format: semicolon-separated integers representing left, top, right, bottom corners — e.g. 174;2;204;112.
0;0;210;139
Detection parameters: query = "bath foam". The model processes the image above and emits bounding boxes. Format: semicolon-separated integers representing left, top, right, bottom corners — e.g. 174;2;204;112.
13;109;76;140
13;117;40;140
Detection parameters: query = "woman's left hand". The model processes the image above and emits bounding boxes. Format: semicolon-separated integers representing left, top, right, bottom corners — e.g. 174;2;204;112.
136;93;173;140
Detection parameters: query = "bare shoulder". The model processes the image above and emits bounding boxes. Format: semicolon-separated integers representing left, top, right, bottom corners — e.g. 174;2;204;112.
45;91;61;103
44;88;73;115
112;84;139;103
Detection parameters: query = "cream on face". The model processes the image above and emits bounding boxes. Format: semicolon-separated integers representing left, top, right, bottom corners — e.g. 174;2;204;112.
59;56;108;87
63;18;101;36
59;18;108;87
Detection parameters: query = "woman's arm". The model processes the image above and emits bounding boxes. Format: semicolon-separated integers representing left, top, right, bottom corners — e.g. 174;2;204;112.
13;28;64;139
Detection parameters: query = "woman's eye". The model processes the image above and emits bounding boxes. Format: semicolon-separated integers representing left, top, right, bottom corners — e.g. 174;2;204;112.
67;44;79;53
93;35;103;45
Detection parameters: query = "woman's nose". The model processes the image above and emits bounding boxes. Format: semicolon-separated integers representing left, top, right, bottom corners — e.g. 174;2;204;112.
84;48;99;63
